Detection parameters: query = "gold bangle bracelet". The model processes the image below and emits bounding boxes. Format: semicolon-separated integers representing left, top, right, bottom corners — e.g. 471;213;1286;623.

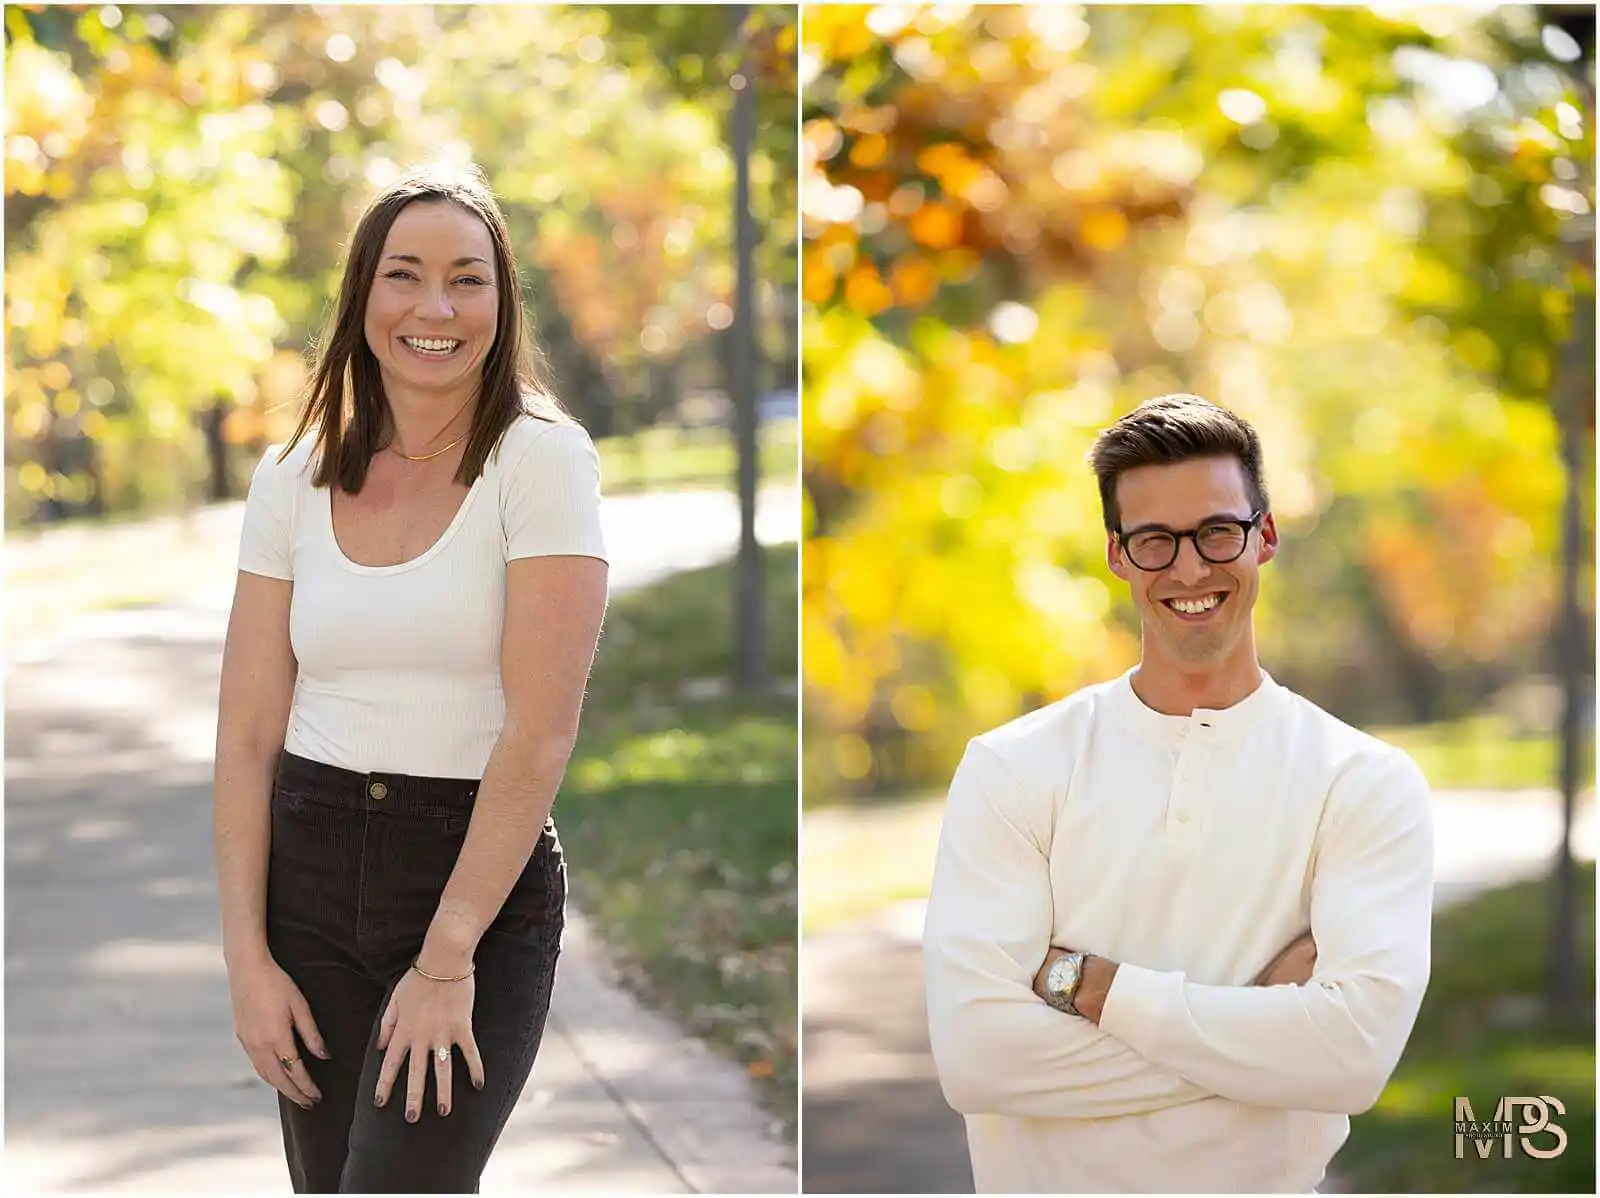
411;957;475;983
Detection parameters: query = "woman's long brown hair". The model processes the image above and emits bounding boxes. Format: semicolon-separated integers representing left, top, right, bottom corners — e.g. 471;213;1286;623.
279;162;563;492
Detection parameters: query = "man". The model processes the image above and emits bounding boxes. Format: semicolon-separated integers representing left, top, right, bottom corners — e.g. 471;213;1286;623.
923;394;1434;1193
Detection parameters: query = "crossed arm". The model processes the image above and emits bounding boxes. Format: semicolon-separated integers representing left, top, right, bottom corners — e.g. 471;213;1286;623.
924;740;1435;1120
1037;930;1321;1025
924;741;1215;1119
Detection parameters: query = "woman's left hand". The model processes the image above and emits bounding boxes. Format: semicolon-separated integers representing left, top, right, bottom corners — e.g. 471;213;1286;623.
374;965;486;1122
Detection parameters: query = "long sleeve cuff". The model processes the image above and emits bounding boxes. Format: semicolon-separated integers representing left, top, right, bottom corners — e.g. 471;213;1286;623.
1099;962;1183;1059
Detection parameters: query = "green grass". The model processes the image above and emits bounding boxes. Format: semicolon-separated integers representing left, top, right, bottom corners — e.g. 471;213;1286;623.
583;541;798;700
597;420;797;493
1369;715;1593;793
1337;863;1595;1193
554;544;798;1137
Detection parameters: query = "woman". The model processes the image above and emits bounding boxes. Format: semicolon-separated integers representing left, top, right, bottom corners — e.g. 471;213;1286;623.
212;162;608;1193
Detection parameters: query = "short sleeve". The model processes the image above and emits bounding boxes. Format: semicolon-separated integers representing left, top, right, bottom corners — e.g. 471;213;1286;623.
238;445;295;580
501;420;607;562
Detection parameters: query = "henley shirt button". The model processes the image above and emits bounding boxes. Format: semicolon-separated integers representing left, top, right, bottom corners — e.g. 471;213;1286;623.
369;781;388;801
1177;812;1191;824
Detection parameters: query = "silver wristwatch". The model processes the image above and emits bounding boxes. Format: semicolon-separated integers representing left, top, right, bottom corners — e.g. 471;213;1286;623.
1043;951;1087;1016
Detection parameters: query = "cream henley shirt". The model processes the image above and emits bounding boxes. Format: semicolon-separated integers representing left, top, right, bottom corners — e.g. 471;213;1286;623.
923;668;1434;1193
237;413;607;780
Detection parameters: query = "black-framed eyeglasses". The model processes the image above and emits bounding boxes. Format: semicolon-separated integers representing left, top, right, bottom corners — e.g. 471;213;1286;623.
1115;510;1263;572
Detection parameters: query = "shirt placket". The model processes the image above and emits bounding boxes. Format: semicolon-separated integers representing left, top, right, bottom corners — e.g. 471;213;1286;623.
1166;715;1214;840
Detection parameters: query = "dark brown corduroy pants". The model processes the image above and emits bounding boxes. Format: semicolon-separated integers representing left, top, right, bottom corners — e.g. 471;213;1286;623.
264;751;565;1194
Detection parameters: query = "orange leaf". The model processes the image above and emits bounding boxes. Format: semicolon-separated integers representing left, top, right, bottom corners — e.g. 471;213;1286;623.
844;262;893;317
891;256;939;307
909;203;962;250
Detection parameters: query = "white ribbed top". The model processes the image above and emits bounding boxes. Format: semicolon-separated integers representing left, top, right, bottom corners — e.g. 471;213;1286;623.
237;413;607;778
923;669;1434;1193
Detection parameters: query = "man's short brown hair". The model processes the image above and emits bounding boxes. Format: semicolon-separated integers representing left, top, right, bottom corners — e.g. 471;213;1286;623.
1087;394;1270;532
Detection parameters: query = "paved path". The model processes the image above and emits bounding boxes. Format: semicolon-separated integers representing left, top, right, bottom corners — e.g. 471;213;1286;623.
800;792;1595;1194
4;488;799;1193
6;487;799;664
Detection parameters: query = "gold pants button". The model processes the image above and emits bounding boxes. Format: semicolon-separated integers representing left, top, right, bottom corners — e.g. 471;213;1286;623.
369;781;389;800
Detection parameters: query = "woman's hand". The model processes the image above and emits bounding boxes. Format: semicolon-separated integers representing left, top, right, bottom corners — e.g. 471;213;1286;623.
228;949;330;1110
373;966;487;1122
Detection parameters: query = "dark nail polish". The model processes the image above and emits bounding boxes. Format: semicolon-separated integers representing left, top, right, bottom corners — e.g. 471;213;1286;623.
473;1079;484;1091
406;1108;419;1123
374;1094;385;1108
438;1102;448;1116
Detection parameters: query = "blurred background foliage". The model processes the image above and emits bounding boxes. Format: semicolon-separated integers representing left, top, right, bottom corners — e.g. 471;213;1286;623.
5;2;798;527
800;3;1595;801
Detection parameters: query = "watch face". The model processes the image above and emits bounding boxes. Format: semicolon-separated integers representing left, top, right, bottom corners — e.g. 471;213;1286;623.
1049;954;1081;998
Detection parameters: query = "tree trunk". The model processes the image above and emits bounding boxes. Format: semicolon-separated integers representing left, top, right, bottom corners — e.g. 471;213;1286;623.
1544;56;1595;1021
729;4;766;694
1545;262;1594;1021
201;398;232;502
779;237;800;388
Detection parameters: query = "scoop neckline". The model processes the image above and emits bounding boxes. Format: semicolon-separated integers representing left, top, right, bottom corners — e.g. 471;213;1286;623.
324;472;486;576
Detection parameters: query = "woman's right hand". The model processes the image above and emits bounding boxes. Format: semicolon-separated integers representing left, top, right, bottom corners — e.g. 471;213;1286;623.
228;949;330;1110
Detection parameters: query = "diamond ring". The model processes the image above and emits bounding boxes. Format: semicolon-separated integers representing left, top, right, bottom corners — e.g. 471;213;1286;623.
436;1046;451;1064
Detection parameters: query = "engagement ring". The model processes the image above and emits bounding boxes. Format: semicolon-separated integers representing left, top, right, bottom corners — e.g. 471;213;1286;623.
436;1046;451;1064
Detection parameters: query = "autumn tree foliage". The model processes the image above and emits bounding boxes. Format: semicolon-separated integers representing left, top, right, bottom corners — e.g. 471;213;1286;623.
5;3;797;522
801;4;1593;795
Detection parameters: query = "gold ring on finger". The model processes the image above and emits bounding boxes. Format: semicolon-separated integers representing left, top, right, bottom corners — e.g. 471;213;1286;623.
280;1055;300;1070
436;1046;450;1064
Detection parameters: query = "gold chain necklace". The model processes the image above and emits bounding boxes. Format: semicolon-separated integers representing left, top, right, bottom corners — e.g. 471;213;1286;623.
388;395;475;462
392;433;466;462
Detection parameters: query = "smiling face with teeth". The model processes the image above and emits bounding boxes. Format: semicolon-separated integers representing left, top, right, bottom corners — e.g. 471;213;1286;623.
1107;455;1279;711
362;199;500;416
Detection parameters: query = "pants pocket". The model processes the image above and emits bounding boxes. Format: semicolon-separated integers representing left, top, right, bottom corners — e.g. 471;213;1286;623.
487;826;565;941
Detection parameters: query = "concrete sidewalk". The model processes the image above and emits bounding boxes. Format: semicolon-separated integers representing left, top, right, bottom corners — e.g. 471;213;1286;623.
4;489;798;1193
6;485;799;665
5;905;787;1193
